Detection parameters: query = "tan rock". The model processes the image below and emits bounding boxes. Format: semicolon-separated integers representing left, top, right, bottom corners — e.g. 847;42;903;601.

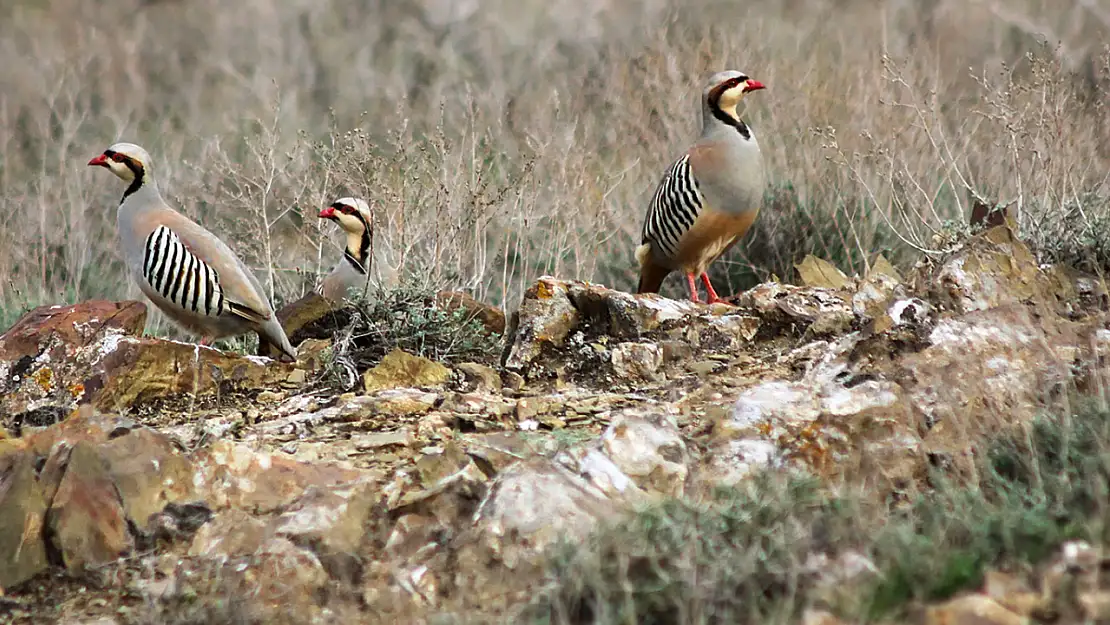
163;536;328;625
363;348;451;392
455;362;502;392
90;336;293;410
47;441;133;569
924;225;1053;315
473;458;618;569
99;428;196;527
0;451;49;588
0;300;146;417
502;278;581;372
368;389;439;417
925;595;1029;625
609;342;663;381
596;411;687;496
273;480;378;580
0;300;293;416
192;439;366;513
187;509;273;557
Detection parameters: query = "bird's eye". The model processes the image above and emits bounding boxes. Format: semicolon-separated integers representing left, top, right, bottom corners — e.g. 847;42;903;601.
111;153;127;163
340;205;355;214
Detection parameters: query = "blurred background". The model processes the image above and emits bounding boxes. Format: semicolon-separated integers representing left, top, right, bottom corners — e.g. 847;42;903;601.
0;0;1107;335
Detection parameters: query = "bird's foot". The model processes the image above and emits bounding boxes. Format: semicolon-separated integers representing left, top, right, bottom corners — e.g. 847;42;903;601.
685;273;702;303
700;273;723;304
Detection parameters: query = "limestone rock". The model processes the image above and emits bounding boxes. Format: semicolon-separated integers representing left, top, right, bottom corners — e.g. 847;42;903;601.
192;439;366;513
699;438;780;487
99;428;196;527
923;225;1056;315
455;362;502;392
733;282;855;335
0;298;295;420
906;304;1077;445
595;411;687;496
924;595;1028;625
0;451;49;588
473;459;618;569
0;300;146;420
273;480;378;579
159;536;329;625
187;509;273;557
609;342;663;381
502;278;581;372
363;348;452;392
47;441;133;570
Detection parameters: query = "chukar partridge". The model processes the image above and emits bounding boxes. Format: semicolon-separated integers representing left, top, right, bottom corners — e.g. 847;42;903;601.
636;70;767;304
88;142;297;361
317;197;374;302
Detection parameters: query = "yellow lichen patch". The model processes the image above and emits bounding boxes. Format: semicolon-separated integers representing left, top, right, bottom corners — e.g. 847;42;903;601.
30;367;54;392
69;382;86;401
535;280;555;300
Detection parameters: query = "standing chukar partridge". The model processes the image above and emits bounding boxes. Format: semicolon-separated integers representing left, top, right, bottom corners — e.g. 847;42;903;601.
317;197;374;302
636;70;767;304
88;142;297;361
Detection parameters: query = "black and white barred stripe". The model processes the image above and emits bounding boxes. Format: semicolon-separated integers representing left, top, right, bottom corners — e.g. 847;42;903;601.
142;226;226;317
641;155;704;258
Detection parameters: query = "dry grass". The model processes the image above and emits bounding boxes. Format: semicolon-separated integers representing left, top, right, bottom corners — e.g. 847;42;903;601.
0;0;1108;334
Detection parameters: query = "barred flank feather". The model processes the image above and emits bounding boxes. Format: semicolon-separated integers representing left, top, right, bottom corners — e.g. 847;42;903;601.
142;225;226;317
641;155;704;257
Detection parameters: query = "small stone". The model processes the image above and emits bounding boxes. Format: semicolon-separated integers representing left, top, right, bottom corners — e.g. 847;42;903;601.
610;342;663;380
598;412;687;496
363;349;451;392
352;430;413;450
688;360;720;376
658;340;695;363
0;452;49;588
48;442;133;569
285;369;308;385
925;595;1027;625
456;362;502;392
370;389;439;417
99;428;197;527
254;390;284;406
500;370;525;392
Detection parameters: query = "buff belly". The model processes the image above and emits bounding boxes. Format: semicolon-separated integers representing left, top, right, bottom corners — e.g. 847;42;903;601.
671;206;760;276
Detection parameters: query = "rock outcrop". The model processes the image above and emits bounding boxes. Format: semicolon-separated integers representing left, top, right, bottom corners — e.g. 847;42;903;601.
0;225;1107;622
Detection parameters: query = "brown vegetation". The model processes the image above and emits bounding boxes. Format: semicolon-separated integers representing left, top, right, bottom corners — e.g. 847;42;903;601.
0;0;1107;334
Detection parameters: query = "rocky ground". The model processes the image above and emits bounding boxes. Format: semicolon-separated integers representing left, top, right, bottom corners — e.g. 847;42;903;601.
2;225;1110;624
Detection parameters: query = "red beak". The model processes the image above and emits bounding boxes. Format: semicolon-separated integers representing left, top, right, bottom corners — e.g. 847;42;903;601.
318;206;337;219
743;80;766;93
87;154;109;167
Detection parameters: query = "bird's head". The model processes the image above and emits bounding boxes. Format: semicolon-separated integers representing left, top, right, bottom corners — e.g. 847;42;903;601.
318;197;373;235
704;70;765;120
87;142;152;183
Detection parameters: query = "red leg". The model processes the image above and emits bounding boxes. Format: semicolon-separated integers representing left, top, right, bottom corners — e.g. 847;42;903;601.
685;273;701;303
701;274;723;304
199;336;212;347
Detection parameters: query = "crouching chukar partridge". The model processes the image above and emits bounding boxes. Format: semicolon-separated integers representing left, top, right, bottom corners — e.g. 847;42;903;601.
88;142;297;361
317;197;373;303
636;70;767;304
